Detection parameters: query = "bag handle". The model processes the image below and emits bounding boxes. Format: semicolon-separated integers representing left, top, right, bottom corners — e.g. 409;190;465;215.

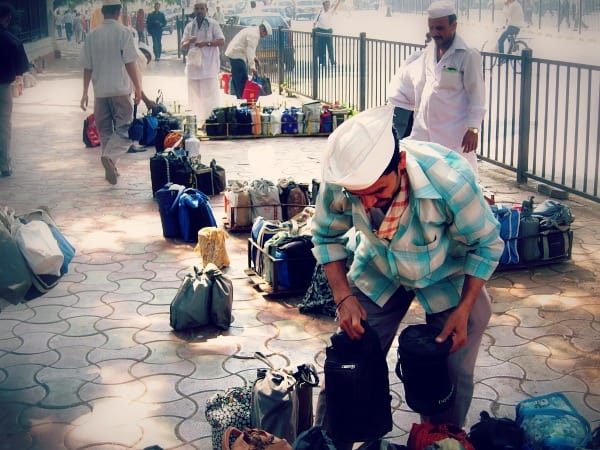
156;89;164;105
222;426;244;450
254;351;275;370
133;103;138;120
168;185;186;214
295;363;319;387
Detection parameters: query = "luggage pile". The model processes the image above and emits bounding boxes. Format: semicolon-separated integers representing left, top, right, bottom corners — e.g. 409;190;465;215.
248;209;316;294
224;178;313;232
205;352;319;450
492;197;574;269
205;101;353;139
0;206;75;303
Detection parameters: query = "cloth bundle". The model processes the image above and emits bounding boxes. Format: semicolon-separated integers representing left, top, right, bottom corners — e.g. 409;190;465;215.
194;226;230;268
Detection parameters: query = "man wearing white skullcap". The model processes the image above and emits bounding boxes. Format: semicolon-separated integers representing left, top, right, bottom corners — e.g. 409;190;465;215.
387;0;485;174
79;0;142;185
312;106;502;448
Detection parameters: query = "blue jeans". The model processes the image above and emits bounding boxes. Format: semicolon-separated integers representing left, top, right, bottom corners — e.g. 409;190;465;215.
498;25;520;54
150;30;163;59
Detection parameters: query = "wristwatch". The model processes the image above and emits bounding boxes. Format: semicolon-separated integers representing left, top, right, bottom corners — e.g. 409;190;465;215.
467;127;479;135
207;42;212;47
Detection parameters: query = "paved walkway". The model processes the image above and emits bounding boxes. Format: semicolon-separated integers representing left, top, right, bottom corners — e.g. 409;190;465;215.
0;44;598;450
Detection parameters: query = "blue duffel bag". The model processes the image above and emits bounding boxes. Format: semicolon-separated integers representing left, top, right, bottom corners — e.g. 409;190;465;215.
155;183;185;239
178;188;217;243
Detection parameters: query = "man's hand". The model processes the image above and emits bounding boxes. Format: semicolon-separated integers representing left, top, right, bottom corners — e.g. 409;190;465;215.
250;68;258;76
461;129;479;153
80;93;88;111
435;306;470;352
336;295;367;340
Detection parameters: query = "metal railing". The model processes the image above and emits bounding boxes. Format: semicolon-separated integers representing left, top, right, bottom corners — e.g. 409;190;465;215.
220;25;600;202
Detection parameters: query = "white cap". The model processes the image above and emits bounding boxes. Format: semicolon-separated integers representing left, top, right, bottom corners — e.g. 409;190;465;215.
262;21;272;36
427;0;456;19
102;0;122;5
322;105;395;190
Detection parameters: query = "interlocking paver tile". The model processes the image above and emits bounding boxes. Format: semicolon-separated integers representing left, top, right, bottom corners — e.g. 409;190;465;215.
137;374;187;404
485;325;529;346
79;379;146;403
488;341;551;361
13;320;69;336
522;375;589;396
59;316;101;337
131;360;196;379
137;416;189;450
50;346;95;369
87;345;150;364
49;333;107;350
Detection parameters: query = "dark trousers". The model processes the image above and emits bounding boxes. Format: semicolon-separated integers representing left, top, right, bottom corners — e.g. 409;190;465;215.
229;58;248;99
315;27;335;65
497;25;520;53
65;23;73;41
150;30;163;59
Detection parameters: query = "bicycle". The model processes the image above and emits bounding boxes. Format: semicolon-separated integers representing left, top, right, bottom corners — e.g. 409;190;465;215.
481;29;530;73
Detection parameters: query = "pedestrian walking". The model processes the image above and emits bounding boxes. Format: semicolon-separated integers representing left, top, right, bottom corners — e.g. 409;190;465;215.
135;8;146;43
73;12;84;44
63;9;74;42
311;105;503;450
146;2;166;61
0;2;30;177
387;0;486;174
79;0;142;185
181;2;225;128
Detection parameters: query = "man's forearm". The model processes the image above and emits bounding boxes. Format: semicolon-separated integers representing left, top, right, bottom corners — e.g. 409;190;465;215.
82;69;92;94
125;61;142;94
323;260;352;304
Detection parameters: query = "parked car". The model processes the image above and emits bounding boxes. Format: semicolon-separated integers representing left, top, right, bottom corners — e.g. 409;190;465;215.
264;0;296;19
227;13;295;71
162;12;177;34
295;0;321;21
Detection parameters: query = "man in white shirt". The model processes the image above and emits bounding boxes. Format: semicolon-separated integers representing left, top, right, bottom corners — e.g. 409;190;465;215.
181;2;225;128
314;0;339;67
498;0;524;54
80;0;142;185
387;0;485;174
224;21;272;99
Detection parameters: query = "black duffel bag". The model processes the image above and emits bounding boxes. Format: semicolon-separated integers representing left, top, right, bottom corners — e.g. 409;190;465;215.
150;151;193;196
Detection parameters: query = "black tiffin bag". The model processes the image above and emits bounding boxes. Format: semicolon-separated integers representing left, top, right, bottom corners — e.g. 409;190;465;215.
324;320;392;443
395;324;455;416
149;150;193;196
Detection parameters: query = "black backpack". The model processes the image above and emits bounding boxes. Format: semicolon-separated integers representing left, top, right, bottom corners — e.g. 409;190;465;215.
324;320;392;443
468;411;524;450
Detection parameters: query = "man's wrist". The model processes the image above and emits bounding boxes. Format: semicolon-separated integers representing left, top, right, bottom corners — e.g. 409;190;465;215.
467;127;479;135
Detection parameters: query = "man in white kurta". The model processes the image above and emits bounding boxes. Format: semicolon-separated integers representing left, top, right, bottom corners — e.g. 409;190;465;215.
181;2;225;128
388;0;485;174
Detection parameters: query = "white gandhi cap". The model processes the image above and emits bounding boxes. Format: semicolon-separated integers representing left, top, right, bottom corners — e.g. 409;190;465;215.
427;0;457;19
321;105;396;190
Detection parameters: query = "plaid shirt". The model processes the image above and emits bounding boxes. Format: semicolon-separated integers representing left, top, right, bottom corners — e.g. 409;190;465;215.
311;140;503;314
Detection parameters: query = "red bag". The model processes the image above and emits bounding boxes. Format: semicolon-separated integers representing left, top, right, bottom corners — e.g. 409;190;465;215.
83;114;101;148
407;422;475;450
241;80;262;103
